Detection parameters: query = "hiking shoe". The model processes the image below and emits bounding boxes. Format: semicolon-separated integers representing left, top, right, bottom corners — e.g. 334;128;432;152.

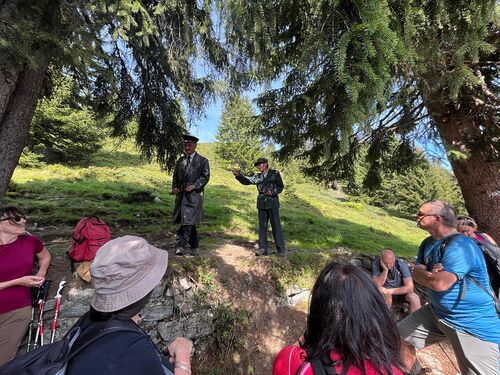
255;249;268;256
175;247;184;256
276;252;286;257
189;248;200;256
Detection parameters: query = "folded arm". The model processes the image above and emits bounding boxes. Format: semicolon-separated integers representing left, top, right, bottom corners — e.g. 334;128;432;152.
412;264;457;292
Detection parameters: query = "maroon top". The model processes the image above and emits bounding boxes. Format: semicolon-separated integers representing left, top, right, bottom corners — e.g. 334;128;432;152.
0;235;44;314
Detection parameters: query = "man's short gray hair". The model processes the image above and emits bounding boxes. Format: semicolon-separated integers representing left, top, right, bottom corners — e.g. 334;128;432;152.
422;200;457;228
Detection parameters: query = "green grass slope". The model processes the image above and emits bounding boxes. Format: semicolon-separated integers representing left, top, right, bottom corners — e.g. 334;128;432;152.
6;141;426;257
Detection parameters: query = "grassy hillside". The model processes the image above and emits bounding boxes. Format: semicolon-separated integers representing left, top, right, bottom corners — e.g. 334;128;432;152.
6;140;426;258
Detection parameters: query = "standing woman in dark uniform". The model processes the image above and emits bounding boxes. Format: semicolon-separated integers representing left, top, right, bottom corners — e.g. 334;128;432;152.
171;134;210;256
233;158;285;256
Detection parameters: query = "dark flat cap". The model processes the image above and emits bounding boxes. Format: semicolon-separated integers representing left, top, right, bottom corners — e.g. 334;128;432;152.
182;134;199;143
254;158;268;166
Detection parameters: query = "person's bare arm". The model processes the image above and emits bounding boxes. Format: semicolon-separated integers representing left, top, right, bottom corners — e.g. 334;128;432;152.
372;259;388;287
35;248;51;277
412;264;457;291
0;275;45;291
167;337;193;375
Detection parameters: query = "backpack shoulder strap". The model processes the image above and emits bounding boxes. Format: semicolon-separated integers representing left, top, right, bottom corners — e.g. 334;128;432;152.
68;318;141;359
417;236;433;262
438;233;464;260
465;275;498;300
475;232;489;244
310;358;327;375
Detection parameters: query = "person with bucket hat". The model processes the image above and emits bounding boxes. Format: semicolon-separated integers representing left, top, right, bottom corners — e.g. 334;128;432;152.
172;134;210;256
66;236;193;375
232;158;286;256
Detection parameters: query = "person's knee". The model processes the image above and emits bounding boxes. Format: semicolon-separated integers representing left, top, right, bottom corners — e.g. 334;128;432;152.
406;292;421;307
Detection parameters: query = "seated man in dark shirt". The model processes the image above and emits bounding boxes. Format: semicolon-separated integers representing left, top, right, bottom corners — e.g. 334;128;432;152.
372;248;421;313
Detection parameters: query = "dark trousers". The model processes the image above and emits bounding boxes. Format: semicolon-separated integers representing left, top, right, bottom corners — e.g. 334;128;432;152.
175;225;199;249
258;208;285;253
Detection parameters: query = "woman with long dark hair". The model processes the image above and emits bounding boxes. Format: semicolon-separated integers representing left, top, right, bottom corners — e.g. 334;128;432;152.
273;262;403;375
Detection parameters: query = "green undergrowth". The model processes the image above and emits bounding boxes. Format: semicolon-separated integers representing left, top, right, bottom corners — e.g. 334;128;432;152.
169;256;252;374
266;250;337;293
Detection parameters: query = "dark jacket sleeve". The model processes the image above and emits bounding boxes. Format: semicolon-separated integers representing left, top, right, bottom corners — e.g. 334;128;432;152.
193;157;210;191
235;173;259;185
271;171;284;196
172;160;180;190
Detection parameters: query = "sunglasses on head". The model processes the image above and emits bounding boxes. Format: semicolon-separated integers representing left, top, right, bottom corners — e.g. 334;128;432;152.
0;214;26;223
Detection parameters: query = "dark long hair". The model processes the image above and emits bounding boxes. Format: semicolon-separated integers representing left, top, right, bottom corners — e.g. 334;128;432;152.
303;262;402;375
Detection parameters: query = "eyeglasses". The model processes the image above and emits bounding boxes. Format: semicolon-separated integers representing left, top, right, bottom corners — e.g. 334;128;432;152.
458;216;475;225
0;214;26;223
415;212;439;220
459;219;475;227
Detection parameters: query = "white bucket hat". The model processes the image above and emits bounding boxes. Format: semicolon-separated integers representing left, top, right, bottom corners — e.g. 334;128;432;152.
90;235;168;312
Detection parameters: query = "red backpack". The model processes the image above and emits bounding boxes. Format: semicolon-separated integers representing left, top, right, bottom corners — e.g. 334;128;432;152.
67;217;111;262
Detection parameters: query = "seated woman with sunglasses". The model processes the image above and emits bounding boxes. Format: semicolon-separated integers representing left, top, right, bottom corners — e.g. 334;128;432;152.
0;207;51;366
273;262;403;375
456;216;497;245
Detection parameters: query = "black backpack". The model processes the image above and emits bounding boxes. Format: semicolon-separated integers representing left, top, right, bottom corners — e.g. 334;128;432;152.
0;315;173;375
433;233;500;315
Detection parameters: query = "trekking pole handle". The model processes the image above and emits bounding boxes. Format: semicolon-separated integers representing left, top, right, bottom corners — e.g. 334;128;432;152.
50;296;62;343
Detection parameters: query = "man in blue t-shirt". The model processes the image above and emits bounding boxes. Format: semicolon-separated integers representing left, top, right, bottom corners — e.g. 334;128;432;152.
398;200;500;375
372;248;421;313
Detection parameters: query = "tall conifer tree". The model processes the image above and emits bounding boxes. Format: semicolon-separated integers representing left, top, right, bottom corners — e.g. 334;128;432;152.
221;0;500;236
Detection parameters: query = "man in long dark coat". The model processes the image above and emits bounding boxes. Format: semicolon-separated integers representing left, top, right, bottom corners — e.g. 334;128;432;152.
172;134;210;256
232;158;285;256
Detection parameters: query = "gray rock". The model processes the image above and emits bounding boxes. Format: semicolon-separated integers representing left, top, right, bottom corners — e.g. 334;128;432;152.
173;290;196;314
43;299;55;312
287;289;310;306
142;299;175;322
60;299;91;318
177;277;192;291
157;312;214;343
151;282;166;298
67;287;94;301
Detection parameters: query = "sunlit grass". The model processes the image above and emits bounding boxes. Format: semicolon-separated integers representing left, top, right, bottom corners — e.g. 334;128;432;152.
7;140;426;260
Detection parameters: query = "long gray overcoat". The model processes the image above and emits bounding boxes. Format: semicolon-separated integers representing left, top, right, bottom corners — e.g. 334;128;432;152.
172;153;210;225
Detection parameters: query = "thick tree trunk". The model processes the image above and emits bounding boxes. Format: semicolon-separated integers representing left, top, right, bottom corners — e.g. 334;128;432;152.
450;153;500;240
426;99;500;240
0;0;57;202
0;64;49;202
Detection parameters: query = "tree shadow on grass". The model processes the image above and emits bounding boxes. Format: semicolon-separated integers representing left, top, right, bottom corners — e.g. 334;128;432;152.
6;177;421;258
204;184;421;257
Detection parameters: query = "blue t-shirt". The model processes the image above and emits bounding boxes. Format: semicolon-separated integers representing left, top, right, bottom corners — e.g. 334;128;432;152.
371;258;412;289
416;234;500;344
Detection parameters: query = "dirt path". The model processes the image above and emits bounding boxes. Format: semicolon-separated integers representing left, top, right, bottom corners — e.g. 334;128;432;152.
205;243;307;374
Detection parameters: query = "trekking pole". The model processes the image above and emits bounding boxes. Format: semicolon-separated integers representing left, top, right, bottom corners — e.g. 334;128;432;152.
26;285;43;352
50;280;67;343
33;279;51;349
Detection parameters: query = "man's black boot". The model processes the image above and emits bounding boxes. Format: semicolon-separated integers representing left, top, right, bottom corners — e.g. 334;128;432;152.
255;249;268;256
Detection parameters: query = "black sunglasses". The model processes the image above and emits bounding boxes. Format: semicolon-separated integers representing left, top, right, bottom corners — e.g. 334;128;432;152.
0;214;26;223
